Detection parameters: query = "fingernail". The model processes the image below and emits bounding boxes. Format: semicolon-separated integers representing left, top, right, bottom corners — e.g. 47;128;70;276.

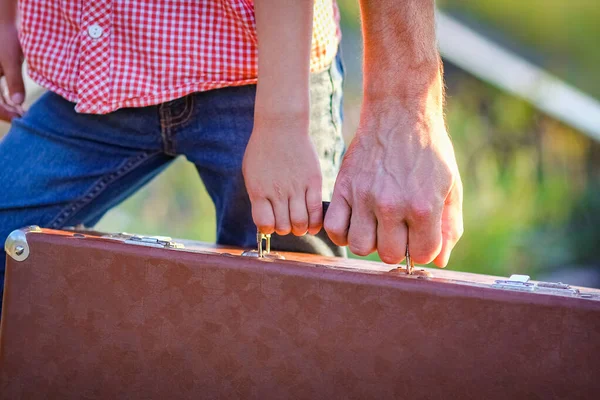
11;93;24;105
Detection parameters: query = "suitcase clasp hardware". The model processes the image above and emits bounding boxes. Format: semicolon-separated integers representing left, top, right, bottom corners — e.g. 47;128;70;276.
492;274;535;292
241;231;285;260
492;275;581;296
125;235;185;249
535;281;580;296
5;226;42;262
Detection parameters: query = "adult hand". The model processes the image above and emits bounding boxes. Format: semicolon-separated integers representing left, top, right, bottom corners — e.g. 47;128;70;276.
243;114;323;237
324;99;463;267
0;22;25;122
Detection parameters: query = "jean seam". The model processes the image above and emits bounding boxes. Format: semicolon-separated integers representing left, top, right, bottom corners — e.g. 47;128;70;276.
159;105;176;156
47;151;159;229
170;95;195;126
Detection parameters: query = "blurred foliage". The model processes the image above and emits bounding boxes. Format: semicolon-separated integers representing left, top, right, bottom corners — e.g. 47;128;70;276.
444;72;595;276
339;0;600;98
439;0;600;99
1;1;599;283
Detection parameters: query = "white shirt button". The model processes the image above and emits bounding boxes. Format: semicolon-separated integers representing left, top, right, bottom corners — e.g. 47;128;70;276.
87;24;103;39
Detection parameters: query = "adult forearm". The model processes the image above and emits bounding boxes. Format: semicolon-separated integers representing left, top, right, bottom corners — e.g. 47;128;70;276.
254;0;313;122
0;0;17;24
324;0;462;267
360;0;443;114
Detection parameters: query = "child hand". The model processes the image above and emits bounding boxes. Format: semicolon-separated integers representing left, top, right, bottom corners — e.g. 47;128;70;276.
242;114;323;237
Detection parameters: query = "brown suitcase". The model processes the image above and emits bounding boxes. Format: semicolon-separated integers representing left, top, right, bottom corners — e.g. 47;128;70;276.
1;227;600;399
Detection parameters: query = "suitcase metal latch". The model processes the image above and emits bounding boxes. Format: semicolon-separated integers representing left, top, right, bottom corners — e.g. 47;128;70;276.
124;235;184;249
492;274;535;292
241;231;285;260
492;274;581;296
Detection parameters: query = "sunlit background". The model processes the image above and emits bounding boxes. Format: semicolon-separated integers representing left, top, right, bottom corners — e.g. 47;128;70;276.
2;1;599;286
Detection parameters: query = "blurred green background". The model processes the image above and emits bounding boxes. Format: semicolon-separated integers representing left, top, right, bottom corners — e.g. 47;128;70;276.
2;1;599;285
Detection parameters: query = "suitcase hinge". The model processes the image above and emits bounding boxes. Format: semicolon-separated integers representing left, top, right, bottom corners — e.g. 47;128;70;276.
4;226;42;262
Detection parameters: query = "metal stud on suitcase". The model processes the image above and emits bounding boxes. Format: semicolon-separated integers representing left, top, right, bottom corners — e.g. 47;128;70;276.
2;227;600;399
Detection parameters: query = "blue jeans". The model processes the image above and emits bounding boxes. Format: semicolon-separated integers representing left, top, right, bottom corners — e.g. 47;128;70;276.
0;54;346;311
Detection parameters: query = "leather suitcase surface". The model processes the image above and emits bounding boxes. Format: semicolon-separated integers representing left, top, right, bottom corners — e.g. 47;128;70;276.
1;227;600;399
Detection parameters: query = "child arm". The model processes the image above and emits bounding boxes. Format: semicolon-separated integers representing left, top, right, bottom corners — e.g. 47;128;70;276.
243;0;324;237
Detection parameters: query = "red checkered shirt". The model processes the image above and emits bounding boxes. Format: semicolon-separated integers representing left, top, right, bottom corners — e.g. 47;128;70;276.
19;1;341;114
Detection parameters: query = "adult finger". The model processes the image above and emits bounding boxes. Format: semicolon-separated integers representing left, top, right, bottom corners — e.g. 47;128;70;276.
433;179;464;268
347;200;377;257
324;189;351;246
406;200;443;265
376;216;408;265
306;187;323;235
272;198;292;235
289;193;309;236
251;198;276;234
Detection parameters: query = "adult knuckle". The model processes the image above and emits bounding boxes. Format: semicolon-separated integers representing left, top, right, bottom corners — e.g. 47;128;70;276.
408;200;436;222
374;195;401;216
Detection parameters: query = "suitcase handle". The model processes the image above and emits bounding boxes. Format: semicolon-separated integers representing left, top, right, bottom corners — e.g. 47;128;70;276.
241;201;415;275
241;202;331;260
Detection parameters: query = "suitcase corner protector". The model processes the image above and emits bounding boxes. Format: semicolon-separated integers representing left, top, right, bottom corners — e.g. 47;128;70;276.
4;226;42;262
